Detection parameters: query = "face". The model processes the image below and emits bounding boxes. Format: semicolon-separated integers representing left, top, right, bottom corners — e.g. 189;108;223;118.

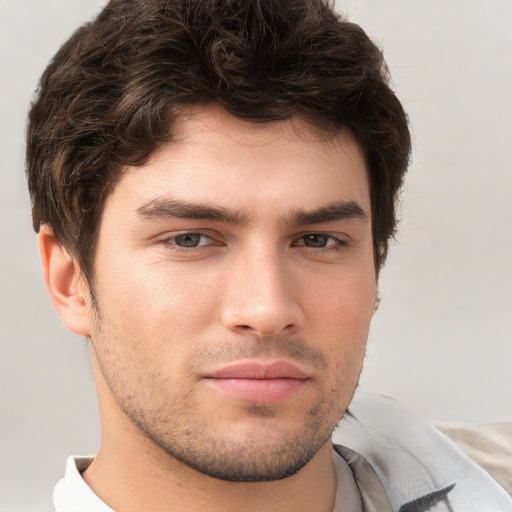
86;106;376;482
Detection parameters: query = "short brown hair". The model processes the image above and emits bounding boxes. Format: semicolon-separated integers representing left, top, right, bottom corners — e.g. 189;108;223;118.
26;0;411;282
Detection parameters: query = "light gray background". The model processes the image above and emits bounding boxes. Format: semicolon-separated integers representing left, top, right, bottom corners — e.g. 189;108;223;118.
1;0;511;510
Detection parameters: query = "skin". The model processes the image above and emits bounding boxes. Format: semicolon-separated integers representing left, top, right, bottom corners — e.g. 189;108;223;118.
40;105;377;512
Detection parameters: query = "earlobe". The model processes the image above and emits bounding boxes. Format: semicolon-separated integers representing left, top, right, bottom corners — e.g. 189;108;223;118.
38;225;92;337
373;295;381;314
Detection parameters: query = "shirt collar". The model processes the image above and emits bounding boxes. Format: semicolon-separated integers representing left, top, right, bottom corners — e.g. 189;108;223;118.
333;445;392;512
53;456;114;512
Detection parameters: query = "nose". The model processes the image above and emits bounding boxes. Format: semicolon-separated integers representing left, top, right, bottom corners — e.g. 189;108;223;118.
221;248;305;338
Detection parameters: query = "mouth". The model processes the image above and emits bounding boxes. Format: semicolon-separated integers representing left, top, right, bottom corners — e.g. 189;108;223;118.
203;360;310;403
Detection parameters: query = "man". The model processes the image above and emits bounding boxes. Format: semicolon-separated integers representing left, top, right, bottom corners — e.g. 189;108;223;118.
25;0;511;510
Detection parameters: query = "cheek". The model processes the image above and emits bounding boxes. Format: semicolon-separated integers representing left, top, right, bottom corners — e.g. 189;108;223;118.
302;267;375;375
93;260;222;351
304;268;375;328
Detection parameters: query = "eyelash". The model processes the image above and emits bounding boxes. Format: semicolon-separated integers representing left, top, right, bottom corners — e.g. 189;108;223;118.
292;234;347;251
159;232;216;252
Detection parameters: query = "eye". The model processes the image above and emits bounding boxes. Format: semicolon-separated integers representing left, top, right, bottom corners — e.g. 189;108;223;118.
295;234;341;248
165;232;214;248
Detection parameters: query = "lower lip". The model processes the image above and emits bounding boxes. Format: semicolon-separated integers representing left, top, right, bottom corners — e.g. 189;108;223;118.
205;378;307;403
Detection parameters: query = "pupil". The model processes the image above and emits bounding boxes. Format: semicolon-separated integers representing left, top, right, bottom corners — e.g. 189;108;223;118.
305;234;327;247
175;234;201;247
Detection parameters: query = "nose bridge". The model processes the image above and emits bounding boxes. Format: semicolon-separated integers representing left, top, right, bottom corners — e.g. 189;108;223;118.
221;240;304;336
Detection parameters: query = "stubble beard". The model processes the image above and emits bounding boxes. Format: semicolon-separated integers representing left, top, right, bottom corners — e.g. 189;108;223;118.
123;386;343;482
89;301;364;483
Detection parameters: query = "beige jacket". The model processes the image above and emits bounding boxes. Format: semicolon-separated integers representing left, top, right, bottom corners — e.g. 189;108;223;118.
334;390;512;511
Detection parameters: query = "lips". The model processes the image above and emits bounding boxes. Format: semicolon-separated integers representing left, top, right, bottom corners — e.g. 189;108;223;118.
208;361;309;380
203;360;309;403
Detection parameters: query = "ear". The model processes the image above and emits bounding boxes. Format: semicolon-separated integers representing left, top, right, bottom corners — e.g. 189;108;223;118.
38;225;92;337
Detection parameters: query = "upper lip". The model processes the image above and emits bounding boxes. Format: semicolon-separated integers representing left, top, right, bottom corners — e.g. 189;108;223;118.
205;360;309;380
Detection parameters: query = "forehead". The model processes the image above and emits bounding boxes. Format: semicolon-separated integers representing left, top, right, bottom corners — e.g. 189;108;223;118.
174;104;341;143
170;105;365;168
107;105;370;219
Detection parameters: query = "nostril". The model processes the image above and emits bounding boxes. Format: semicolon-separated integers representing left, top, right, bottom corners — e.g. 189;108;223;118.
235;325;253;331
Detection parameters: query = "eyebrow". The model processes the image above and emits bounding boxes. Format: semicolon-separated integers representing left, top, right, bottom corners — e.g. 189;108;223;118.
136;198;249;224
284;200;368;225
136;197;367;225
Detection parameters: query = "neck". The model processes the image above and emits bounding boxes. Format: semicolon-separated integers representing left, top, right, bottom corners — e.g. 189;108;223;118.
83;432;337;512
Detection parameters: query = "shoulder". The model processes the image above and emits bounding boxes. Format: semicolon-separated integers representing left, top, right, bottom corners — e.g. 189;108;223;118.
435;421;512;495
333;389;512;511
